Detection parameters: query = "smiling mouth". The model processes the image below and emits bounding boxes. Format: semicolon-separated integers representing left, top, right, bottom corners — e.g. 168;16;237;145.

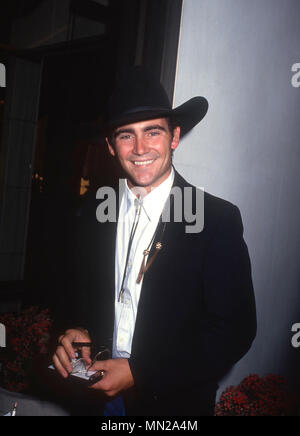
133;159;155;166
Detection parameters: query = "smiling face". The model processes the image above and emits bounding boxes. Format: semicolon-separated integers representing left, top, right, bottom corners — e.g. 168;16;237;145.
106;118;180;193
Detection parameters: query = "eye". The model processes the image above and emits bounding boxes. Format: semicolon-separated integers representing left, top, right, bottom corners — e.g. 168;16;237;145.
119;134;132;140
148;130;160;137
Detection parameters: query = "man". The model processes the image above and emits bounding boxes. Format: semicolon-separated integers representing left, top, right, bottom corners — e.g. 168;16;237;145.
52;67;256;416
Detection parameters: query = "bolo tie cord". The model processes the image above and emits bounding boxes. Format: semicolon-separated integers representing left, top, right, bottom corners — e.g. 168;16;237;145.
118;195;169;301
136;220;166;284
118;199;142;303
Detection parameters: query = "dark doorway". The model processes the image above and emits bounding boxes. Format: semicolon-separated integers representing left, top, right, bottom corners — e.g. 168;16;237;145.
24;41;118;310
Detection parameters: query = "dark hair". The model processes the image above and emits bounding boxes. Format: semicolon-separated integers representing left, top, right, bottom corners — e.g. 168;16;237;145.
166;116;181;135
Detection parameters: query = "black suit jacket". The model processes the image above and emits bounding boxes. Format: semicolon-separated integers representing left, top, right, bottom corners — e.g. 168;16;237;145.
54;170;256;416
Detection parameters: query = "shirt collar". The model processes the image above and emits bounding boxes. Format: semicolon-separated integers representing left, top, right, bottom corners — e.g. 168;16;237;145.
124;167;174;222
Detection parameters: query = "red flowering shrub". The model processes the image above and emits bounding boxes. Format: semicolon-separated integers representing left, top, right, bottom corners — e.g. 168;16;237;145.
0;306;53;392
215;374;300;416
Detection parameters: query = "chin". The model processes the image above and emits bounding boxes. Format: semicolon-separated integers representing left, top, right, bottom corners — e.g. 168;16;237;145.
131;179;153;189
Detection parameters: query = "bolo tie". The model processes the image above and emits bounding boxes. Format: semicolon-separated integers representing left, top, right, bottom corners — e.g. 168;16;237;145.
118;195;168;303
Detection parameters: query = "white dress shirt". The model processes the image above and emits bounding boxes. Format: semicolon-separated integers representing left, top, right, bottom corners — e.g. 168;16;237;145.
112;168;174;358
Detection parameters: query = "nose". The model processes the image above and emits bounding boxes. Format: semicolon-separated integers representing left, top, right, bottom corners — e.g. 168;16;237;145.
133;135;148;155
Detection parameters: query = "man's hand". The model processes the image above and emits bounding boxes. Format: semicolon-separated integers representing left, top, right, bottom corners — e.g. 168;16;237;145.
52;328;92;378
88;358;134;397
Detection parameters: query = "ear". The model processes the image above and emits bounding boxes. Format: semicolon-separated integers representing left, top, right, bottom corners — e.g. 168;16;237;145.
106;137;116;156
170;126;181;151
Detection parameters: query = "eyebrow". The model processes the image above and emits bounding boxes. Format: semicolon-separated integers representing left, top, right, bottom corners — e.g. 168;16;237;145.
143;124;167;133
114;124;167;139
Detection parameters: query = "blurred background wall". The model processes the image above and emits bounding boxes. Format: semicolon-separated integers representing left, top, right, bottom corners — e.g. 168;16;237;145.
174;0;300;395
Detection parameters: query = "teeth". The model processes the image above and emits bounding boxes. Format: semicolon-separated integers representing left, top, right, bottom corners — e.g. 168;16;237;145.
134;160;154;166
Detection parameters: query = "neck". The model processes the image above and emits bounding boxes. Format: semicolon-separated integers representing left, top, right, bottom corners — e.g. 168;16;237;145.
127;168;173;197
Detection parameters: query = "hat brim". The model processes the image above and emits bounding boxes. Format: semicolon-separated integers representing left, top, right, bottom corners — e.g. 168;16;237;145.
86;96;208;143
172;96;208;137
105;96;208;138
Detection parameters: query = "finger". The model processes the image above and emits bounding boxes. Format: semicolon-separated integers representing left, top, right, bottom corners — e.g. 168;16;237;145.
80;346;92;365
88;359;109;372
52;353;69;378
60;336;76;361
55;345;73;374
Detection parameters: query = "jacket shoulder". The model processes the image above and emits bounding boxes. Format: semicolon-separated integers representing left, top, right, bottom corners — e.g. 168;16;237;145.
174;170;243;232
204;190;240;216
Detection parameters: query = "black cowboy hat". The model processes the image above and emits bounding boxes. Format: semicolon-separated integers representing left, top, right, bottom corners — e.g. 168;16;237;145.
105;66;208;137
